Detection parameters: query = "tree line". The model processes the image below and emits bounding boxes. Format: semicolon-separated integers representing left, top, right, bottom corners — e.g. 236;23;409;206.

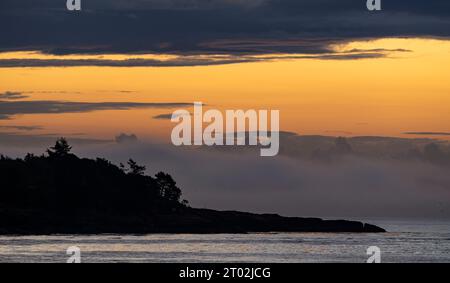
0;138;188;219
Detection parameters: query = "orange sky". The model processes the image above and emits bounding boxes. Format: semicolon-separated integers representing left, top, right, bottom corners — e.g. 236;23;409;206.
1;38;450;142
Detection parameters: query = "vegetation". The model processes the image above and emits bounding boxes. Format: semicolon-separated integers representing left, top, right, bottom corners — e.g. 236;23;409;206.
0;138;385;234
0;138;190;233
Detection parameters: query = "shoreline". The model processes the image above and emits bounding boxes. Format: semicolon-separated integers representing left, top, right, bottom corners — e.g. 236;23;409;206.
0;208;386;235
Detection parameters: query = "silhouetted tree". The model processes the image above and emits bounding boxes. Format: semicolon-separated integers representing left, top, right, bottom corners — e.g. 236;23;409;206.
181;199;190;207
119;162;127;172
127;159;146;176
24;153;36;162
0;139;187;233
47;138;72;157
0;154;9;161
155;172;182;202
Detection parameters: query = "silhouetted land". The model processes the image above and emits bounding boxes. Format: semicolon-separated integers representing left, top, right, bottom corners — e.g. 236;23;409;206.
0;139;385;234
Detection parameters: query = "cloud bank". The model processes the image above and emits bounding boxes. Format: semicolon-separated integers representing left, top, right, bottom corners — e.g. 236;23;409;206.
0;97;191;119
1;135;449;219
1;0;449;59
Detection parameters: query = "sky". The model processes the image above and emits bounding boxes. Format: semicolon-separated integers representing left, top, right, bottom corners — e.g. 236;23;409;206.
1;0;450;218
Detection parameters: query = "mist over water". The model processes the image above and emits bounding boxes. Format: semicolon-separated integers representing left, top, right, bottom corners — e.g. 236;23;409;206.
1;139;450;220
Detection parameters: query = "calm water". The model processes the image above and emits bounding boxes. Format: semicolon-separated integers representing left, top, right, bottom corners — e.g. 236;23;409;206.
0;219;449;263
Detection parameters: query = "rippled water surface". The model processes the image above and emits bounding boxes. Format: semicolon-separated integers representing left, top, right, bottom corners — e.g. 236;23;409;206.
0;219;449;263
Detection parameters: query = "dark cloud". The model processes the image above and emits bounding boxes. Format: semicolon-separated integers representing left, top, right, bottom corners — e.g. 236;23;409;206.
0;99;191;119
153;114;175;120
23;90;81;94
115;133;138;144
153;112;191;120
0;57;255;68
0;50;398;68
0;0;449;57
0;91;29;100
0;125;43;131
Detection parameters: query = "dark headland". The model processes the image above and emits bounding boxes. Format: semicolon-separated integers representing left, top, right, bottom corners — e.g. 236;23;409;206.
0;139;385;235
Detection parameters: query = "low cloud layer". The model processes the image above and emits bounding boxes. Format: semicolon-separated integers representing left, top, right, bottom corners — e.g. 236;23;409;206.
79;142;450;219
1;136;449;219
202;132;450;166
404;132;450;136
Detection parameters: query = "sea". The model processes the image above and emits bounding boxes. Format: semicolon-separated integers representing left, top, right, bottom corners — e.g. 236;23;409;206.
0;219;449;263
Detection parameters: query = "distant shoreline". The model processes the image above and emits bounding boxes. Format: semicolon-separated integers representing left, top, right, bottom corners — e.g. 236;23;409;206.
0;208;386;235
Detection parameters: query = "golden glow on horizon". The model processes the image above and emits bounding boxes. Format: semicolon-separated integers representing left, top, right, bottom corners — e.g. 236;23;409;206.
0;38;450;141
